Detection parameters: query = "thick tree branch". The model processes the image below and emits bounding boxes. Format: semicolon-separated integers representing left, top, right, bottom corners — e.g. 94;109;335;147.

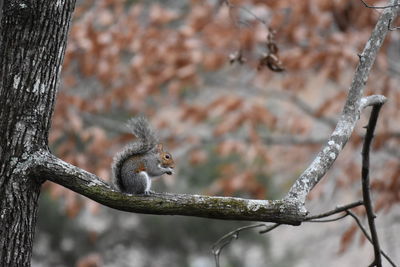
285;95;386;203
286;0;399;204
0;0;77;265
25;150;306;225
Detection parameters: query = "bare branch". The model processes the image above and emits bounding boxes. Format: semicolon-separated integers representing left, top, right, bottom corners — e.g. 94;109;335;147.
212;223;279;267
360;95;387;110
222;0;267;26
305;200;364;221
267;90;337;127
307;213;349;223
81;112;128;133
211;200;372;267
286;94;337;127
258;223;280;234
347;211;397;267
388;19;400;30
261;134;326;145
286;0;399;205
360;0;400;9
208;95;389;265
24;150;306;224
361;103;385;267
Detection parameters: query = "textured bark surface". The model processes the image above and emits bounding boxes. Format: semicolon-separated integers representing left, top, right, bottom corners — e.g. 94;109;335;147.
25;150;306;225
0;1;76;266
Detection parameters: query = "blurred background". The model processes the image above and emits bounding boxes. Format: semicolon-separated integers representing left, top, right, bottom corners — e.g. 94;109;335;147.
32;0;400;266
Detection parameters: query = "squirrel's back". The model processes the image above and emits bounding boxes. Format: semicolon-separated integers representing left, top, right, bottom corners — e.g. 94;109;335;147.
111;117;158;191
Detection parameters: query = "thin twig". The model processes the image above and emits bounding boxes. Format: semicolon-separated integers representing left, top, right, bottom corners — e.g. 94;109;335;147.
211;199;397;267
211;223;279;267
222;0;267;26
388;19;400;30
258;223;280;234
212;201;362;266
305;198;396;266
361;104;384;267
346;211;397;267
307;213;349;223
360;0;400;9
267;90;337;127
305;200;364;221
211;223;265;267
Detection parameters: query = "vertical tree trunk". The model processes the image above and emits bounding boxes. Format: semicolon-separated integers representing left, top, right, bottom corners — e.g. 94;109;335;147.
0;1;76;266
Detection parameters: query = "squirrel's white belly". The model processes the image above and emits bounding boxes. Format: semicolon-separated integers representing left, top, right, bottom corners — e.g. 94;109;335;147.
139;171;151;193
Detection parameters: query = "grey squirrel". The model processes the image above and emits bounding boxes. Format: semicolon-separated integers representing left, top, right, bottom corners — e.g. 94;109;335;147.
111;117;175;195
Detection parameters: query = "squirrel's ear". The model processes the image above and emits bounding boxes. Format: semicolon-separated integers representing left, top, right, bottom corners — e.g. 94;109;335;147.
156;143;164;152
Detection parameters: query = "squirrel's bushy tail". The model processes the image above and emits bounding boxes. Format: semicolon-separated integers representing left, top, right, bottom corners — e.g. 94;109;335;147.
126;116;158;152
111;116;158;191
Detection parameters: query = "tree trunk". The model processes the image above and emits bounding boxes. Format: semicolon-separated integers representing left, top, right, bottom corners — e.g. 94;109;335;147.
0;1;76;266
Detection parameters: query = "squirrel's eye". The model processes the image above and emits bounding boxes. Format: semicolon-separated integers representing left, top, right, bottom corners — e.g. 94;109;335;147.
165;154;170;159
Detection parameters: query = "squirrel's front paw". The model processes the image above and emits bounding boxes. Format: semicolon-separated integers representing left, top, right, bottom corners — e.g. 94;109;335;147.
165;167;174;175
143;190;155;196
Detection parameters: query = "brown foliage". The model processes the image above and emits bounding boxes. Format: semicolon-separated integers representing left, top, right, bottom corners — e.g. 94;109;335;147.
49;0;400;254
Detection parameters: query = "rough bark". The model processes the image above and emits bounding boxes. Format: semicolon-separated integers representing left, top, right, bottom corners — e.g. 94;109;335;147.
23;150;305;225
0;1;76;266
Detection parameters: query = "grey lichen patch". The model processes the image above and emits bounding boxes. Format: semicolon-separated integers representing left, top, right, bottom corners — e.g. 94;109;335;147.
0;208;6;219
302;156;321;181
35;103;47;115
364;40;371;51
88;180;104;187
246;199;269;212
13;75;21;89
360;95;387;110
360;97;368;109
282;197;308;216
56;0;63;8
15;121;26;133
191;195;207;204
10;157;19;167
333;118;354;138
32;79;46;94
